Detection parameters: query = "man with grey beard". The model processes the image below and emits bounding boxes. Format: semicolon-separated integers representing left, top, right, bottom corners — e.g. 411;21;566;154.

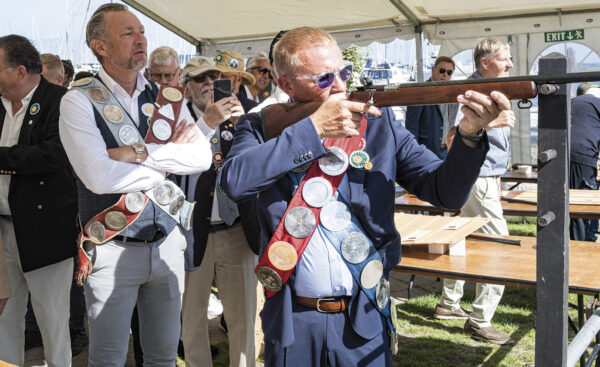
58;4;212;365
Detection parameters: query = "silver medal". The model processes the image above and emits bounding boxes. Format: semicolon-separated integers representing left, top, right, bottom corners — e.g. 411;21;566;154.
125;192;145;213
118;125;138;145
360;259;383;289
221;130;233;141
152;119;172;141
105;211;128;231
284;206;316;238
88;86;109;103
256;266;283;292
87;220;106;242
376;278;390;309
320;201;351;232
301;177;332;208
169;195;185;215
341;232;370;264
154;182;175;206
318;146;348;176
103;104;124;123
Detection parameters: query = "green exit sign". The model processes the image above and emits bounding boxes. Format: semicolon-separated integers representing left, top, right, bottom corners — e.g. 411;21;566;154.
544;29;584;42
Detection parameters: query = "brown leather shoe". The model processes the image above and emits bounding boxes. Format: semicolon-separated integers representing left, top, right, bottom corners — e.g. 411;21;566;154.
464;321;515;345
433;304;470;320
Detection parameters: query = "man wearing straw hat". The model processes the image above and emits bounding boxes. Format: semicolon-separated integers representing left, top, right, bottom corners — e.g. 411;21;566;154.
214;51;258;113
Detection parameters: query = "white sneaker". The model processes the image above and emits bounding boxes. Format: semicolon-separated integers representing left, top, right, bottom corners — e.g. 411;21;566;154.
207;293;224;317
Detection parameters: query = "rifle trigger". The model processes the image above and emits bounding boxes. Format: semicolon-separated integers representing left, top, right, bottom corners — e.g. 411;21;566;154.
367;91;375;106
517;99;532;109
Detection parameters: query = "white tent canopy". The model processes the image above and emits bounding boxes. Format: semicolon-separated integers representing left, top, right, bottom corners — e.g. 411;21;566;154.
123;0;600;163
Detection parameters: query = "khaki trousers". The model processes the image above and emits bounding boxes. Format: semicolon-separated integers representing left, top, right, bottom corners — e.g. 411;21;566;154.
440;176;508;328
0;217;72;367
182;223;257;367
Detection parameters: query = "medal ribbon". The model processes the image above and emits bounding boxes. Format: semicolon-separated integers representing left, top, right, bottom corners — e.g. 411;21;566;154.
144;86;185;144
255;117;368;299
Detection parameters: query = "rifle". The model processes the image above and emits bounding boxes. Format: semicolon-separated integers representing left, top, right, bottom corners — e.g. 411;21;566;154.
261;71;600;140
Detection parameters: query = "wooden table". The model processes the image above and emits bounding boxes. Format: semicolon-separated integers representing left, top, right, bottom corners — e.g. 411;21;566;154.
501;168;538;190
395;192;600;220
395;235;600;295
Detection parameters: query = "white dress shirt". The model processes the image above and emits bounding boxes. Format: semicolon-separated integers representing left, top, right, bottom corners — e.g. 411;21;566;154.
0;84;39;215
190;102;223;223
248;86;289;114
59;68;211;195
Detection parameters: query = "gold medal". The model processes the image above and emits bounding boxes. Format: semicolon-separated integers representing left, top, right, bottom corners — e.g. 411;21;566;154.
103;104;124;123
88;86;109;103
268;241;297;271
72;77;93;87
161;87;182;102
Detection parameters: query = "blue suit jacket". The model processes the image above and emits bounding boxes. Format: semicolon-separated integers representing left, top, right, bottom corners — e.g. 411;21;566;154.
220;107;488;347
405;104;446;159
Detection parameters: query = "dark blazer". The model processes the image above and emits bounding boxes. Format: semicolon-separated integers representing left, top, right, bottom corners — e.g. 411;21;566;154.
405;104;445;158
182;101;261;270
220;107;488;347
571;94;600;168
0;77;77;272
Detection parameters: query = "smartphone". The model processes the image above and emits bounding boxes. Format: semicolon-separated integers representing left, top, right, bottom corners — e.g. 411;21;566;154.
214;79;232;102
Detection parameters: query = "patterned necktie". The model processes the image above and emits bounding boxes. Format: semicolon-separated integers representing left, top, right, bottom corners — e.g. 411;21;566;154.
212;127;239;226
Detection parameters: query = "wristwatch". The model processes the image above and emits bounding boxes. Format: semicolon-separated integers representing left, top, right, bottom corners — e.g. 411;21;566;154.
457;126;485;143
131;142;146;164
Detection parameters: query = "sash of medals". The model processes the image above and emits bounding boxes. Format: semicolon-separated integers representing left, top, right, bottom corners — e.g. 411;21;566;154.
254;117;397;349
72;77;194;284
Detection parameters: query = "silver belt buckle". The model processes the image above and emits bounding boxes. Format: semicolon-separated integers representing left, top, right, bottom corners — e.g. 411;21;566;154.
316;297;336;313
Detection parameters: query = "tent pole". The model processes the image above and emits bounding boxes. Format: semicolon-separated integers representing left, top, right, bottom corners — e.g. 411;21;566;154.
414;25;424;82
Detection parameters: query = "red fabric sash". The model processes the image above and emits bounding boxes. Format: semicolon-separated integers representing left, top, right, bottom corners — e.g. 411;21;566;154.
256;117;368;299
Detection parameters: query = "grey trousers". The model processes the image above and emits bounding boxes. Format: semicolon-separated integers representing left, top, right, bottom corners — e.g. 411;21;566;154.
439;176;508;328
84;227;186;367
0;217;72;367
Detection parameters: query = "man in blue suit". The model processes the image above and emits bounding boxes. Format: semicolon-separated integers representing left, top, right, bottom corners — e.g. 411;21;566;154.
405;56;458;160
220;27;512;366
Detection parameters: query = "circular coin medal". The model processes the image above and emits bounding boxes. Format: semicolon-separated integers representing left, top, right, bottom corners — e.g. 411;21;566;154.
221;130;233;141
72;77;93;87
87;220;106;242
211;137;219;144
152;119;172;141
256;266;283;292
154;183;175;206
301;177;332;208
340;232;370;264
118;125;138;145
349;150;369;169
169;195;185;215
88;86;109;103
213;152;224;164
105;211;128;231
125;192;145;213
103;104;124;123
284;206;316;239
267;241;297;271
360;259;383;289
162;87;183;102
376;278;390;309
291;162;311;173
320;201;351;232
318;146;348;176
363;161;373;171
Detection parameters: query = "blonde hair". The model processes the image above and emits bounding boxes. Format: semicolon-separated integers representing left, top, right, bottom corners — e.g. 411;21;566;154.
473;37;509;70
86;3;128;62
149;46;179;68
273;27;336;76
40;53;64;79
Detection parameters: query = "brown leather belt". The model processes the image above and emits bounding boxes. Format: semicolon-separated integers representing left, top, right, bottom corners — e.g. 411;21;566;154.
296;296;349;313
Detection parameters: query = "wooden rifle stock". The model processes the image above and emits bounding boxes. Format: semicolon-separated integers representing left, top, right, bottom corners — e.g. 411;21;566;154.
261;71;600;140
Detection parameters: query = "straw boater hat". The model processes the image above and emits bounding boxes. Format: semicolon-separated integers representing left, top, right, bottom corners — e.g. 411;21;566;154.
180;56;221;82
214;51;256;86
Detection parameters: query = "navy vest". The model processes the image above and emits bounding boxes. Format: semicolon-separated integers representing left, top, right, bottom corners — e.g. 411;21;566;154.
76;79;176;240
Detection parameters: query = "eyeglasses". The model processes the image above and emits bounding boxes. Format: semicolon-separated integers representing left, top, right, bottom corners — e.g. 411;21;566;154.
149;70;178;82
249;66;271;76
188;70;221;84
292;64;353;90
437;68;453;76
